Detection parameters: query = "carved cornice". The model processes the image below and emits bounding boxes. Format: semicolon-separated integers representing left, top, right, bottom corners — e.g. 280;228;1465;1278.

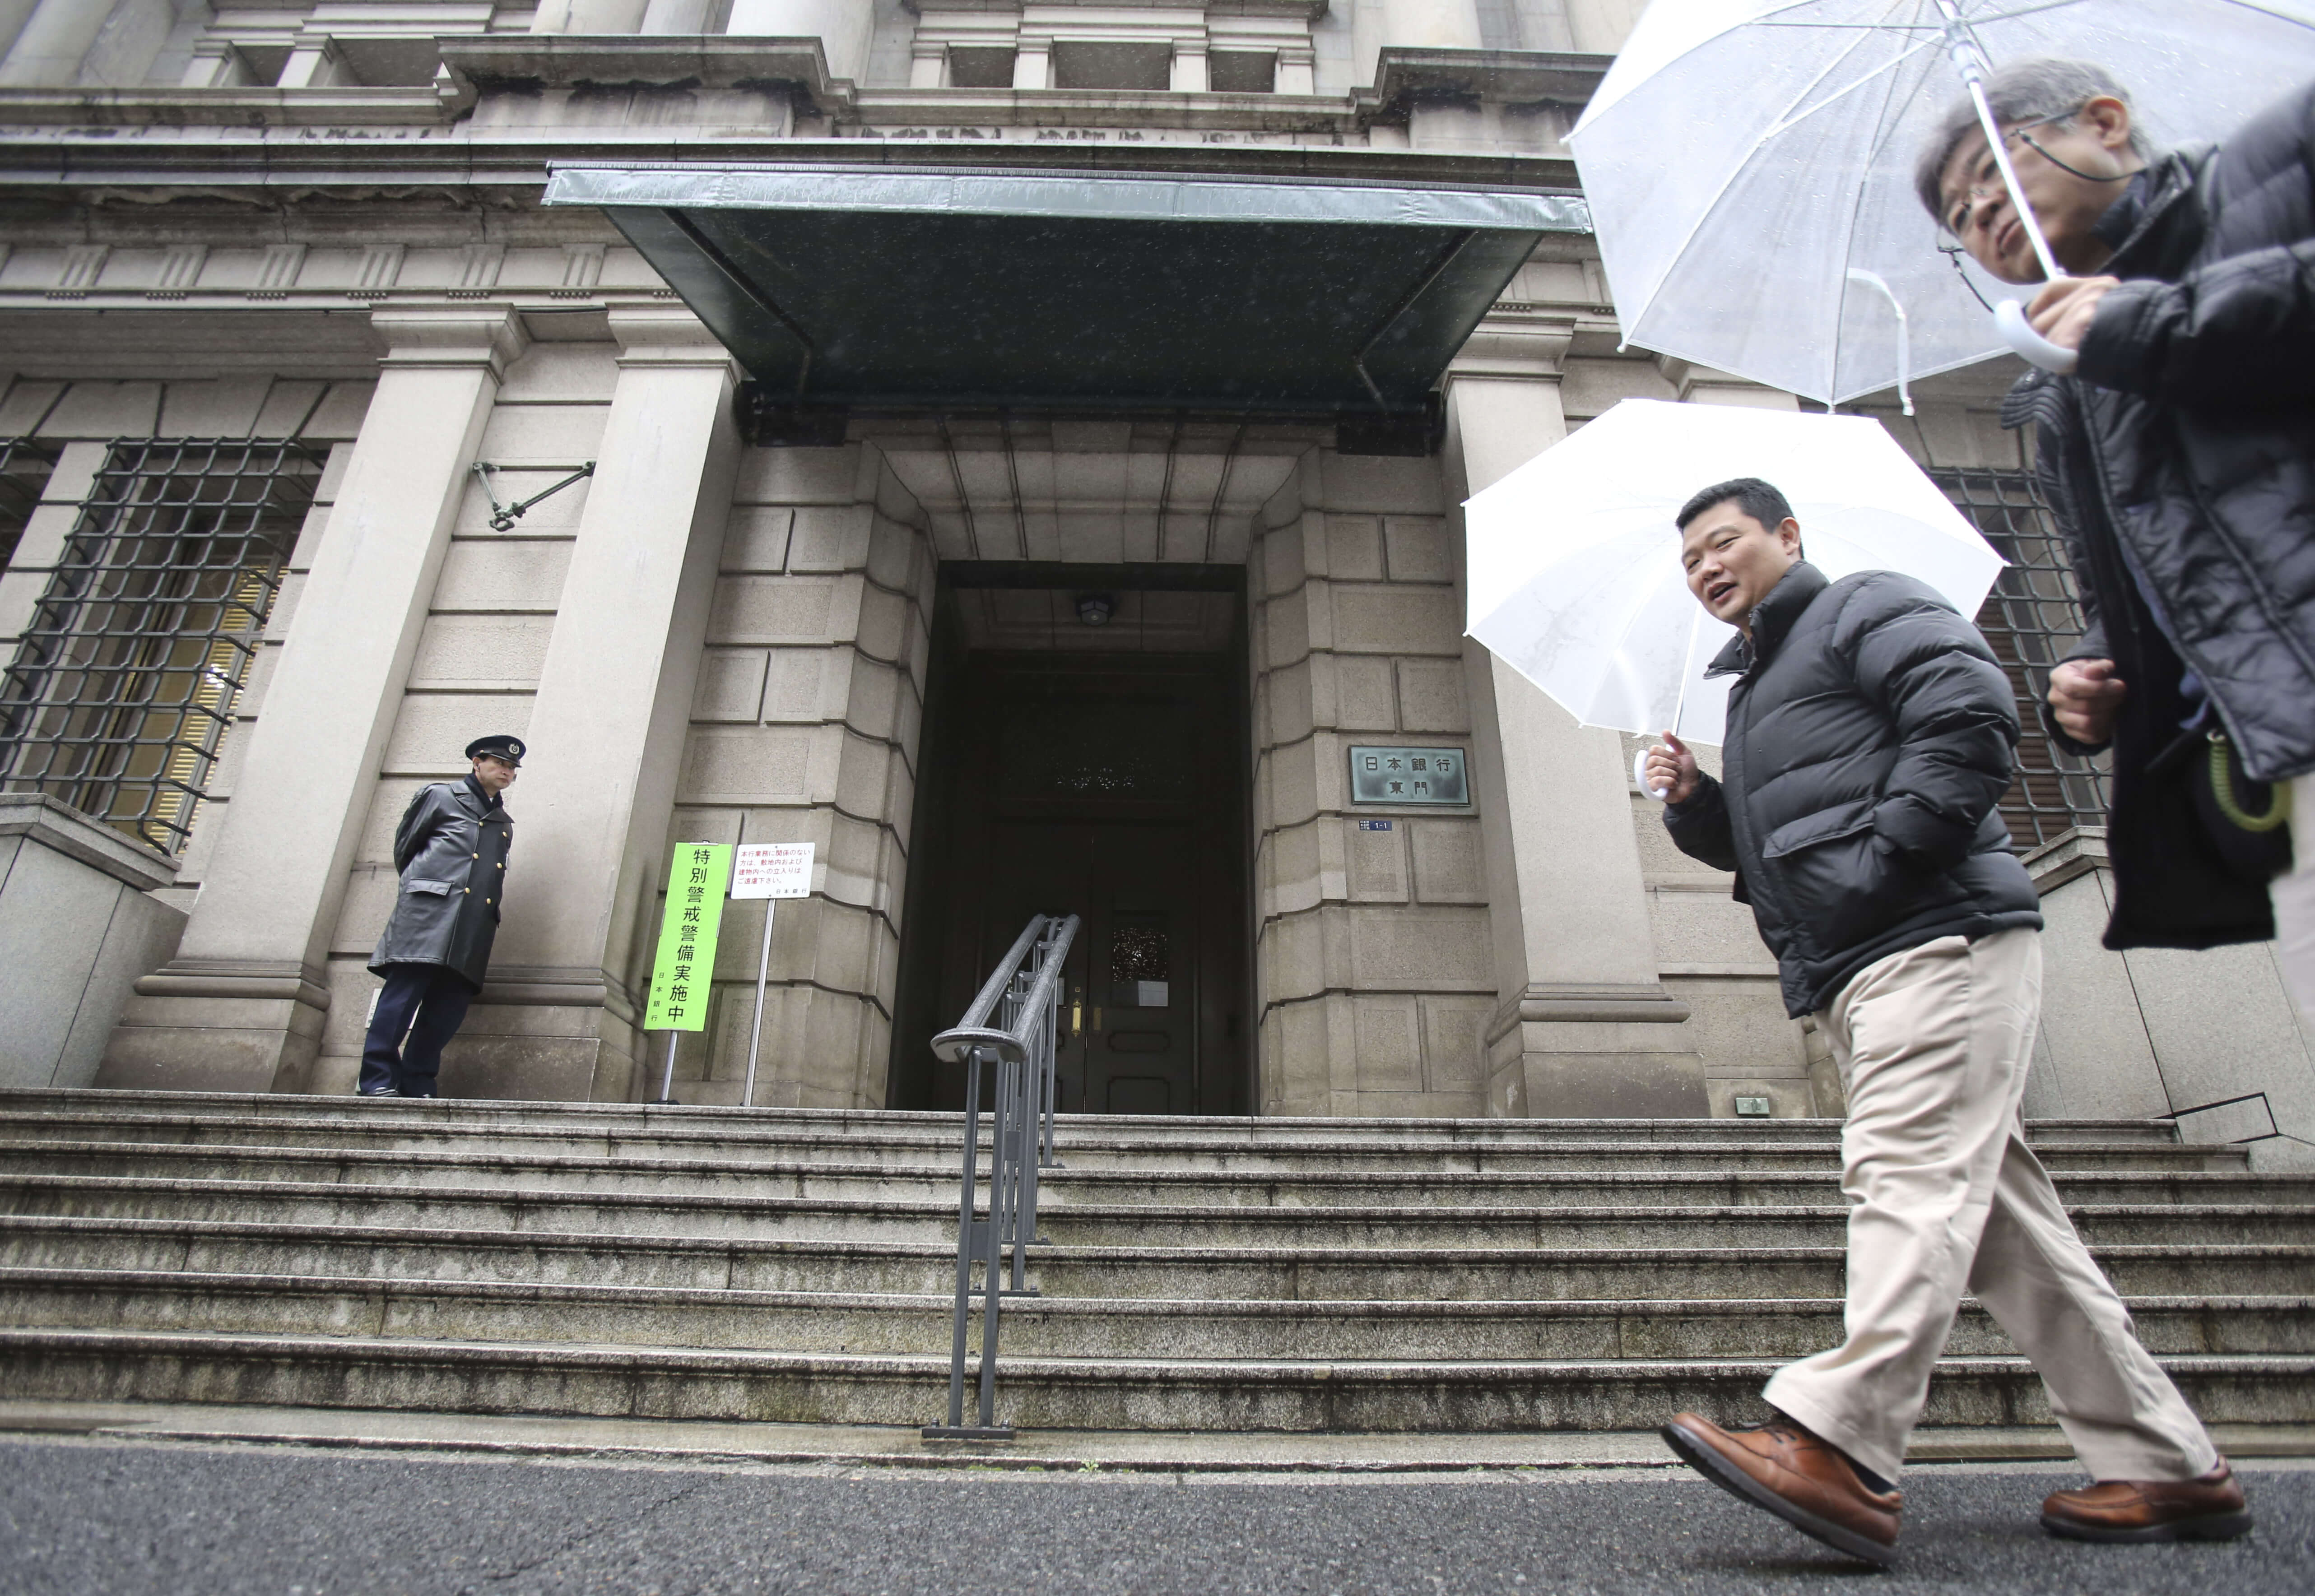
1362;47;1611;118
1446;308;1578;383
439;34;849;113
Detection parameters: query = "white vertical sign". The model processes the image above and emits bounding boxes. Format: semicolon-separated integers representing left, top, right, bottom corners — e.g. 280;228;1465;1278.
734;843;814;1106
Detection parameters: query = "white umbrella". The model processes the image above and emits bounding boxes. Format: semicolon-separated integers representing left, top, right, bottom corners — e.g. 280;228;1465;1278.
1464;399;2003;751
1568;0;2315;409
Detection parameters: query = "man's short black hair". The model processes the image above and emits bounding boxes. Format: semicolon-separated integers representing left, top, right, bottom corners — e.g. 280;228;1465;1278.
1676;478;1794;535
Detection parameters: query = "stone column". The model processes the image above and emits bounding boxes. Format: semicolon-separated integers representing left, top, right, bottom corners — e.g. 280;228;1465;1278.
909;39;946;88
531;0;651;31
1013;34;1051;89
276;34;348;89
1446;308;1706;1118
102;306;525;1093
1171;41;1208;92
725;0;876;81
0;0;111;85
1380;0;1482;50
459;303;740;1103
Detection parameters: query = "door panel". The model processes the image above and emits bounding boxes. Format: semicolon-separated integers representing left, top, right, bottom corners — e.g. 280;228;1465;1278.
916;644;1246;1115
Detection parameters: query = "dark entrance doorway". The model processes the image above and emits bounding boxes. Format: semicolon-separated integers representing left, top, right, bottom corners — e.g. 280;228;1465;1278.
888;565;1252;1115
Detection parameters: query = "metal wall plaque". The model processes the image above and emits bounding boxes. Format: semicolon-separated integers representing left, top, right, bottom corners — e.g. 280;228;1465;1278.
1348;746;1469;806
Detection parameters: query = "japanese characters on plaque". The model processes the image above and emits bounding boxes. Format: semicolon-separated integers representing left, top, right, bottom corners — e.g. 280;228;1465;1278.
1347;746;1470;807
645;842;731;1033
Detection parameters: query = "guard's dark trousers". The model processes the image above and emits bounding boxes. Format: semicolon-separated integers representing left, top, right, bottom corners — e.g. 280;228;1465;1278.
358;964;476;1097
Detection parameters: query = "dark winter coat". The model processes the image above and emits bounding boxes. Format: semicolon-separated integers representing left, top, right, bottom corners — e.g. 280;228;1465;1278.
368;775;512;990
2002;77;2315;949
1663;563;2042;1017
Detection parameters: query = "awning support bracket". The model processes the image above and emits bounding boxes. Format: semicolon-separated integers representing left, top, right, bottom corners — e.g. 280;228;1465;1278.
665;209;820;404
1351;228;1480;415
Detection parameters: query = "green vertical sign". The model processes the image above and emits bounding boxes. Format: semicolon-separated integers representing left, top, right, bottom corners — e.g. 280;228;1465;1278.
645;842;731;1032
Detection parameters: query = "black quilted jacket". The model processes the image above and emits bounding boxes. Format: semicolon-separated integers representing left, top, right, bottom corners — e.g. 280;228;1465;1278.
2002;76;2315;949
1664;563;2042;1018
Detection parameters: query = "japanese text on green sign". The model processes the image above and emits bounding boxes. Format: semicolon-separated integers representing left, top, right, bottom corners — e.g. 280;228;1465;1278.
645;842;731;1032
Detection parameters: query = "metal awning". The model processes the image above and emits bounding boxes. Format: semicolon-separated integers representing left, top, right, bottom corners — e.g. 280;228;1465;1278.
542;163;1589;418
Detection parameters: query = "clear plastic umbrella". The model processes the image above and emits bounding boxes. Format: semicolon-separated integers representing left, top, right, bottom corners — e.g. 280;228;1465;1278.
1568;0;2315;409
1464;399;2004;749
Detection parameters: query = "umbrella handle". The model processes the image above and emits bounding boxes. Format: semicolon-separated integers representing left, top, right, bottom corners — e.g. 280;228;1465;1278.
1635;747;1669;803
1994;297;2079;376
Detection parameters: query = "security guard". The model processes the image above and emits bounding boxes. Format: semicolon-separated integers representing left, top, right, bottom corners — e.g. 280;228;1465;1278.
358;734;521;1097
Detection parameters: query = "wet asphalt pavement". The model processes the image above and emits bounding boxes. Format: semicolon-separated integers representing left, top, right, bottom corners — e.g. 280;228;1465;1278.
2;1438;2309;1595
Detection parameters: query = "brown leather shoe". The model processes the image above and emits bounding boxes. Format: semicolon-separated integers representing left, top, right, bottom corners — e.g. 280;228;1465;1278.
2041;1462;2253;1543
1662;1412;1901;1566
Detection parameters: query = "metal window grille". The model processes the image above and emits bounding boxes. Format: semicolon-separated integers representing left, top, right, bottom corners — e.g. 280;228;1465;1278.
0;439;323;855
0;436;59;571
1930;467;2111;850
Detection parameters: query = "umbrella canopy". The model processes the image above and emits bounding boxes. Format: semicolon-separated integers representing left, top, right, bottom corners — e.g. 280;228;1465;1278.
1567;0;2315;408
1464;399;2003;746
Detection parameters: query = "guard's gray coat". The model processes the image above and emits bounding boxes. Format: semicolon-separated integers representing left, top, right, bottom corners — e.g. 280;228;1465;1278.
368;776;512;989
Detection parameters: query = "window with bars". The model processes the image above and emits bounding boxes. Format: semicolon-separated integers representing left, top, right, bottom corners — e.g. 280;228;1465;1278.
1932;467;2112;851
0;439;324;856
0;436;58;571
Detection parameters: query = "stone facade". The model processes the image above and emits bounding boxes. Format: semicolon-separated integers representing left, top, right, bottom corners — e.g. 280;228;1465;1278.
0;0;2309;1151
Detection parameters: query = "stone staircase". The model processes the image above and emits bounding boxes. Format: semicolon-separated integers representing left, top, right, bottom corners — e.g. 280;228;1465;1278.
1;1086;2311;1438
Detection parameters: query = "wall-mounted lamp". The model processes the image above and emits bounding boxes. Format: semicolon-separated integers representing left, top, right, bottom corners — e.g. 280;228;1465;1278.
1075;593;1116;627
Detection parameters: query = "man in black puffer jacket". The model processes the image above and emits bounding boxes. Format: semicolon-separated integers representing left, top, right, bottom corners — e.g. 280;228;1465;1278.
1918;60;2315;963
1647;480;2241;1567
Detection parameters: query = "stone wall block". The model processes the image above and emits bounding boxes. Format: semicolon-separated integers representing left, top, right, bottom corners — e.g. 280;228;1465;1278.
788;504;875;573
1346;818;1409;903
834;730;899;823
1260;909;1325;1005
1329;586;1462;656
865;514;918;593
854;582;910;663
720;507;794;574
1411;819;1487;904
707;575;843;645
1353;995;1424;1091
1419;995;1489;1093
383;693;532;775
1265;585;1311;669
1316;452;1447;516
408;614;553;686
1393;659;1470;733
475;401;608;464
691;650;769;723
1325;515;1384;580
434;540;573;610
844;655;902;743
1267;739;1318;830
1384;517;1452;583
679;725;817;807
1268;659;1315;746
1260;521;1304;598
1348;905;1492;991
1645;885;1768;967
1302;579;1338;653
1268;997;1330;1113
1333;655;1397;731
761;647;834;722
733;445;866;506
1267;820;1322;919
496;344;621;404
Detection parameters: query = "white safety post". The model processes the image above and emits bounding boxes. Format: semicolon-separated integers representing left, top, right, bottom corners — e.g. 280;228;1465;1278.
729;841;816;1107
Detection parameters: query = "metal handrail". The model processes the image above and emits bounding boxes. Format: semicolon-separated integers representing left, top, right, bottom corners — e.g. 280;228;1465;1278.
922;912;1078;1440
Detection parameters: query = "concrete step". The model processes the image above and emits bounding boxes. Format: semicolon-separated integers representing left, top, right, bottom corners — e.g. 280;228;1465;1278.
7;1269;2310;1362
0;1142;2294;1210
0;1088;2190;1148
1;1327;2305;1432
0;1109;2238;1176
8;1217;2312;1303
9;1174;2310;1248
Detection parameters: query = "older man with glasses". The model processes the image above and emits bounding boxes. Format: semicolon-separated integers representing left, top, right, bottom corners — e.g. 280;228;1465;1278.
1926;61;2315;1062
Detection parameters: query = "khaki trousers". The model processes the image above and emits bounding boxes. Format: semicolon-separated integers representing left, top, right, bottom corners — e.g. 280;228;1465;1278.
1763;927;2218;1484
